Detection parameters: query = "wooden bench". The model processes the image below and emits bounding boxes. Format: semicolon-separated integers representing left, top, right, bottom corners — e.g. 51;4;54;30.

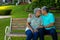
4;18;60;40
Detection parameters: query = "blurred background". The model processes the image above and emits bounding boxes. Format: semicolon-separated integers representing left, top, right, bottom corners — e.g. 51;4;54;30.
0;0;60;40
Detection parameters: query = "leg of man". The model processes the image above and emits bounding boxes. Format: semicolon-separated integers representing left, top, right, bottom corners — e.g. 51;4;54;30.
50;28;58;40
26;30;33;40
33;32;38;40
38;28;44;40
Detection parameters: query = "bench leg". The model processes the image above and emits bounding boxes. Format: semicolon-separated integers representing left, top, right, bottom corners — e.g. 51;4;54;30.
8;36;11;40
4;35;7;40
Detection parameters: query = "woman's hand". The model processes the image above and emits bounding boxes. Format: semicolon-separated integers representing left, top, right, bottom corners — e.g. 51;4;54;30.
26;22;34;33
34;29;38;32
29;28;34;33
37;26;43;29
30;29;38;33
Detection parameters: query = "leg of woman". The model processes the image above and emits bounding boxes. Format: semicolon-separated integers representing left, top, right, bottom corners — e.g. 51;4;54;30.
33;32;38;40
26;30;33;40
50;28;58;40
38;28;44;40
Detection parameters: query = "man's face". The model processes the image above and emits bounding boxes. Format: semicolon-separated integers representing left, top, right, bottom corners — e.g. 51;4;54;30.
36;10;41;17
41;10;46;15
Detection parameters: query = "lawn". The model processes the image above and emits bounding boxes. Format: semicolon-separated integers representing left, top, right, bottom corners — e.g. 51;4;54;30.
0;5;60;40
11;5;29;18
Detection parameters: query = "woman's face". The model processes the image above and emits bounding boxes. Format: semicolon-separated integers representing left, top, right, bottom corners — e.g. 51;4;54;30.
35;10;41;17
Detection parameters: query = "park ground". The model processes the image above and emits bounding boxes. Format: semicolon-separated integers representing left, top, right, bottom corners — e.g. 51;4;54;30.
0;5;60;40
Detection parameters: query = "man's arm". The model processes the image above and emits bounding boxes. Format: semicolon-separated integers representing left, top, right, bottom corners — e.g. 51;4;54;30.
45;23;55;28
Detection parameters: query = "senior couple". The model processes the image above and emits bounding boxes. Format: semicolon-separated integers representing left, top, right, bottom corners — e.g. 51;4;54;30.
25;6;58;40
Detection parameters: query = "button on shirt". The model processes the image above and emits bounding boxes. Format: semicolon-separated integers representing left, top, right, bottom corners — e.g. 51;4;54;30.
41;13;56;30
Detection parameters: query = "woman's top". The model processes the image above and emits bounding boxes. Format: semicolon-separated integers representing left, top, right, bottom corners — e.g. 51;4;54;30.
25;15;42;31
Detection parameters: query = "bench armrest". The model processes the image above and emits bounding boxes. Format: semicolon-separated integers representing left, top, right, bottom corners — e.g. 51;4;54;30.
5;26;11;35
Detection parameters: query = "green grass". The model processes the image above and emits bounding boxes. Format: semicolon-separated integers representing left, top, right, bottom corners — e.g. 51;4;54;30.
0;5;60;40
10;5;29;18
7;36;60;40
0;18;10;40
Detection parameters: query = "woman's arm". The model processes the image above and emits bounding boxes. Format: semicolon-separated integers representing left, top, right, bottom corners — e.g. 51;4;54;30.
26;22;34;32
37;25;44;29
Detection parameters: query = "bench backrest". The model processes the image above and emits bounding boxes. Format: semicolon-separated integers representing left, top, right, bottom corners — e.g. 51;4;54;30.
55;17;60;30
11;18;60;31
11;18;27;30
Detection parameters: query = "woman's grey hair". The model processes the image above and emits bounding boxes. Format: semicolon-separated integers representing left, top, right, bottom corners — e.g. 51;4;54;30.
34;8;41;14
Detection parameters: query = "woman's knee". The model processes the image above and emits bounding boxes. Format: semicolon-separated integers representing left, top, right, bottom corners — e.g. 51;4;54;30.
33;32;38;40
33;32;38;36
26;30;33;36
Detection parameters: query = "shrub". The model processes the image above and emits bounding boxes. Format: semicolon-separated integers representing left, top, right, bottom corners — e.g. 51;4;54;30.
27;0;56;11
0;9;12;15
0;6;12;15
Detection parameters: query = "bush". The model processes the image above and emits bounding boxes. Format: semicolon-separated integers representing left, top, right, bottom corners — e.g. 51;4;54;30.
26;1;40;13
27;0;56;11
0;9;12;15
0;6;12;15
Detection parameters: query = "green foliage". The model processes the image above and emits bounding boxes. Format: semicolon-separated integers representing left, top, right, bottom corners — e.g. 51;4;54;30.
0;6;12;15
56;0;60;8
28;0;58;11
14;0;18;4
0;9;12;15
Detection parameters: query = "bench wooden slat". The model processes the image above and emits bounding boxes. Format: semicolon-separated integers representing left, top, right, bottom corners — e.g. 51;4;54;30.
11;26;25;30
11;28;25;30
12;20;26;23
12;18;27;21
6;33;26;37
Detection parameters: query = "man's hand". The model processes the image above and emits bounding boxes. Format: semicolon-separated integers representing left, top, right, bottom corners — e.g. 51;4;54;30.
45;23;54;28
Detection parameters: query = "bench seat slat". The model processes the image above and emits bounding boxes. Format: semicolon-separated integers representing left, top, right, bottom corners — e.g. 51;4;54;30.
6;33;26;37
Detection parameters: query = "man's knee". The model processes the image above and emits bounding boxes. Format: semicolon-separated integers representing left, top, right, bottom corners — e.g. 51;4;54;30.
38;28;44;33
38;28;44;36
50;28;56;35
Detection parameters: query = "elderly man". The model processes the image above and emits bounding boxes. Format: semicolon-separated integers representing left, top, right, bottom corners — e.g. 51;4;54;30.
38;6;58;40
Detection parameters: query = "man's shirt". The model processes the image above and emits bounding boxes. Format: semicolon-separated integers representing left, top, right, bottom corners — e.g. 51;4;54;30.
41;13;56;30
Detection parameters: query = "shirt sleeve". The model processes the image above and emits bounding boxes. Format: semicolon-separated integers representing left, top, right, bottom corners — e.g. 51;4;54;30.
49;14;55;23
27;18;31;22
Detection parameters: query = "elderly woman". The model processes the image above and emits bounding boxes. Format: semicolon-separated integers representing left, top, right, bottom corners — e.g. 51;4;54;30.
25;8;43;40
